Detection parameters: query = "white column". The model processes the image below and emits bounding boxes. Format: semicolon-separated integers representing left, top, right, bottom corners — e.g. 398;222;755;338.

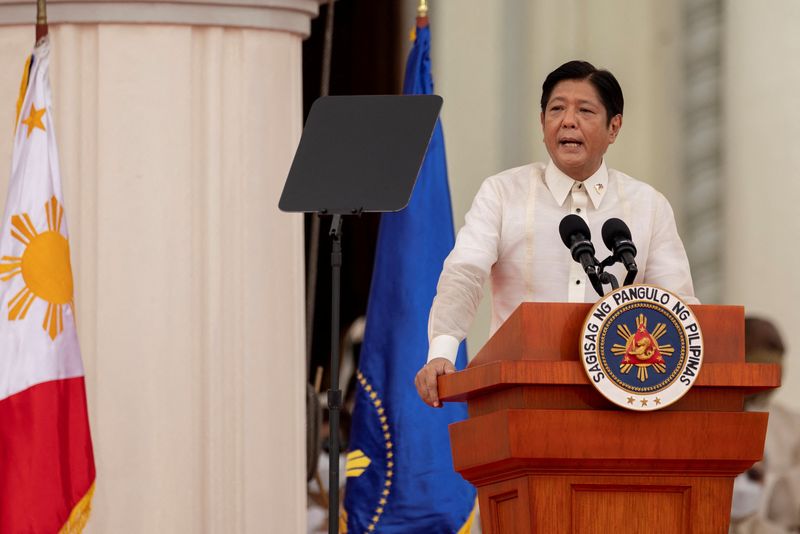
723;0;800;411
0;1;316;531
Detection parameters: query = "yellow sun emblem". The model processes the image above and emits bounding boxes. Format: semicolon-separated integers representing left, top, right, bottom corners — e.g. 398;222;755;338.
0;196;74;340
610;313;675;382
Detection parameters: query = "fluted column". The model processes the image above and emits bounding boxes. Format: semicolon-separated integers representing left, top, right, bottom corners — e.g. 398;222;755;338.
682;0;723;304
0;2;316;531
722;0;800;411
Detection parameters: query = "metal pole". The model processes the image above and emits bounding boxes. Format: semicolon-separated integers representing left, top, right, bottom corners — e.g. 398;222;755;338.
327;214;343;534
35;0;48;41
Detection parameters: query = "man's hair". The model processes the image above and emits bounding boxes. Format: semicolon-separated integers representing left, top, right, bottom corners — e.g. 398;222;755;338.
540;60;624;126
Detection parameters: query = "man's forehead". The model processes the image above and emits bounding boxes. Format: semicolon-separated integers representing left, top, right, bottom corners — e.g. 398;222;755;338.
547;80;602;103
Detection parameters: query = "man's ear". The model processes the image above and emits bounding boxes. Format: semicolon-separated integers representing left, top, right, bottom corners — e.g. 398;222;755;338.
540;111;546;142
608;114;622;143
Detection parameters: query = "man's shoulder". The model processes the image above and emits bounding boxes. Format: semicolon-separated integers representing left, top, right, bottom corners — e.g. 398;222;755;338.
482;162;544;187
608;167;667;202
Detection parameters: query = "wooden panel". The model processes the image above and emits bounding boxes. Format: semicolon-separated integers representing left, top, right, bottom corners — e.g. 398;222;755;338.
694;305;745;362
450;409;769;479
475;474;734;534
466;385;747;417
468;303;744;366
479;478;531;534
470;303;591;365
466;385;610;417
439;360;781;403
687;476;734;532
492;492;520;534
571;484;689;533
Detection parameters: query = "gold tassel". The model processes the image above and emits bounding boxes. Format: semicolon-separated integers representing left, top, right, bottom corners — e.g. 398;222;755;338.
59;482;95;534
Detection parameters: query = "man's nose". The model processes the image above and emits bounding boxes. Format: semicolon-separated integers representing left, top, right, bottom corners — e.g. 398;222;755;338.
562;107;577;127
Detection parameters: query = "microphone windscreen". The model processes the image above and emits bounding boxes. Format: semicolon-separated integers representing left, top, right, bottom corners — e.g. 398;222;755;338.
601;218;632;251
559;214;591;248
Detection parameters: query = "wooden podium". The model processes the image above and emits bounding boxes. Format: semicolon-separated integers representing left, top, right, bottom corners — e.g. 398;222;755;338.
438;303;781;534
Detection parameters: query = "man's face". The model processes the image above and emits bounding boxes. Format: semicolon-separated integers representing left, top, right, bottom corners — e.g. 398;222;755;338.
540;79;622;181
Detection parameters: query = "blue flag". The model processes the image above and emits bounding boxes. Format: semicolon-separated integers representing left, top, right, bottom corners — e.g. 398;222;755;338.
342;21;476;534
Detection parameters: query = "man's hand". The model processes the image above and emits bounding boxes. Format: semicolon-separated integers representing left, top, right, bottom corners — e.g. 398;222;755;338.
414;357;456;408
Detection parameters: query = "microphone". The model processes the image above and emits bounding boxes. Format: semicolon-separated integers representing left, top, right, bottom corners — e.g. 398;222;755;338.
601;218;638;285
558;215;602;295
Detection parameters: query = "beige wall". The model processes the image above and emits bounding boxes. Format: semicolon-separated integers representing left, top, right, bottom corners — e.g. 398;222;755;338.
723;0;800;410
0;4;311;530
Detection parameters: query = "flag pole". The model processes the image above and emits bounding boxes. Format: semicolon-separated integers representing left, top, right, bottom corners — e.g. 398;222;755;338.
417;0;429;26
36;0;48;42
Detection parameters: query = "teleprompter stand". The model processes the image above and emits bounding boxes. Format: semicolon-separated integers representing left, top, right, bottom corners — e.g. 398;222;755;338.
279;95;443;534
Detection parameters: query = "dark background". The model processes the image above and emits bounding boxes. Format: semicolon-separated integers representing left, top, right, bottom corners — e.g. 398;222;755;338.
302;0;407;390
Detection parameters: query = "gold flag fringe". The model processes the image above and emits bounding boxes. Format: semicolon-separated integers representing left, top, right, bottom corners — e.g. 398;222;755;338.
14;55;32;132
456;499;478;534
59;482;95;534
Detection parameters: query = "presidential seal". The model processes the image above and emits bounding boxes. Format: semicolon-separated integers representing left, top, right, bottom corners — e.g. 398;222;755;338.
580;284;703;411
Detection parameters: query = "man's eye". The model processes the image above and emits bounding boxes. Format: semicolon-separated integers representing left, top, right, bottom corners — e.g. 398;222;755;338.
580;108;595;114
550;106;564;112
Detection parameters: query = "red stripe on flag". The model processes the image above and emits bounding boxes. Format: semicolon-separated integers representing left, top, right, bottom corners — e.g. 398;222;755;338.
0;377;95;532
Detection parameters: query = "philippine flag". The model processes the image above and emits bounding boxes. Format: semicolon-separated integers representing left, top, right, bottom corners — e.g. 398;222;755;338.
0;36;96;533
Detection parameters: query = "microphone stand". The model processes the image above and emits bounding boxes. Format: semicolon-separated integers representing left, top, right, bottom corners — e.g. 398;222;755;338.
623;267;637;286
599;270;619;290
581;254;628;299
604;252;637;286
586;264;605;297
597;256;620;294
